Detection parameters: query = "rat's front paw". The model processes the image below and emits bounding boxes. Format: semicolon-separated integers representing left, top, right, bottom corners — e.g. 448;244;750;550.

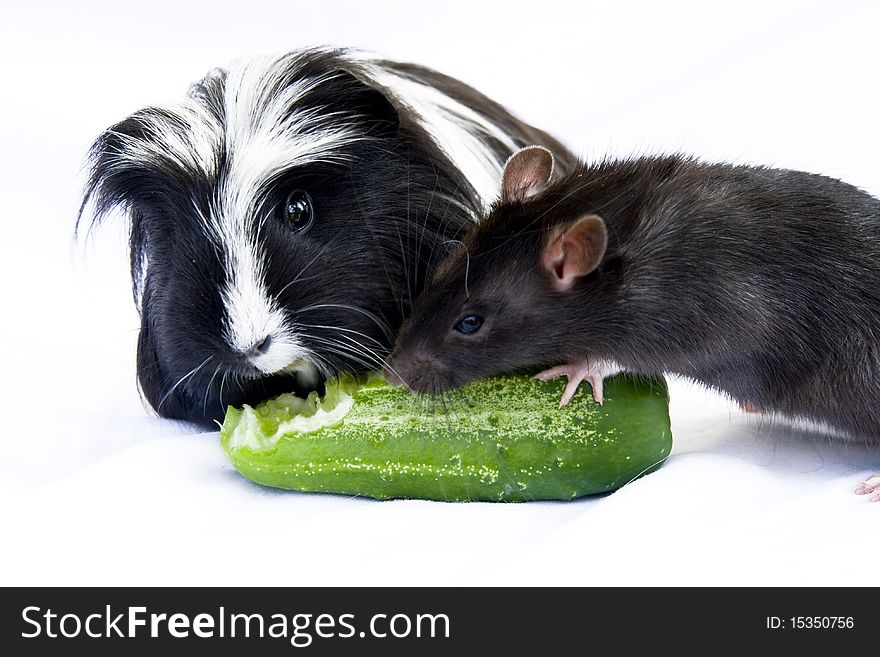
854;475;880;502
535;359;621;407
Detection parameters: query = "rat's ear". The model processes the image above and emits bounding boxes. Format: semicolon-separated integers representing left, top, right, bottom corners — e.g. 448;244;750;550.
541;214;608;291
501;145;555;202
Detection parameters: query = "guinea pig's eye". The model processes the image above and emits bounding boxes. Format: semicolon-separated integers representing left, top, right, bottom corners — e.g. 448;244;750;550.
454;314;483;335
281;190;314;231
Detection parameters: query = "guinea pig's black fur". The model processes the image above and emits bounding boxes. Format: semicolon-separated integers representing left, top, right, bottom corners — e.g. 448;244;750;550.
80;48;574;426
389;152;880;442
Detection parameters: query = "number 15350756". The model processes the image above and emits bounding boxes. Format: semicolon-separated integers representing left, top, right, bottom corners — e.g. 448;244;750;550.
766;617;854;630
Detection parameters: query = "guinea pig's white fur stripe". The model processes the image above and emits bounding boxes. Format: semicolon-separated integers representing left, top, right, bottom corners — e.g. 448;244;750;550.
185;200;304;374
205;56;370;369
109;104;223;177
217;56;365;233
364;62;518;211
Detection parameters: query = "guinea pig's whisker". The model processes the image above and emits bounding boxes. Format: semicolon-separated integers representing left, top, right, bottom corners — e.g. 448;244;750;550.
442;239;471;298
327;341;384;371
296;323;388;349
337;344;386;372
413;175;437;296
157;356;212;412
305;342;385;374
332;333;389;362
275;231;348;300
306;337;370;363
394;157;417;311
203;363;223;419
303;343;380;371
275;253;329;300
306;337;377;372
295;304;394;342
363;226;406;321
309;353;335;380
393;206;414;311
383;361;411;389
277;271;325;287
340;344;395;379
134;359;163;376
348;173;411;319
218;371;230;410
422;187;464;268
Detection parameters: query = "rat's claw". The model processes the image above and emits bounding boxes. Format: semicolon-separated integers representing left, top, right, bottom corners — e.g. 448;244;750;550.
854;475;880;501
559;377;582;407
588;373;604;405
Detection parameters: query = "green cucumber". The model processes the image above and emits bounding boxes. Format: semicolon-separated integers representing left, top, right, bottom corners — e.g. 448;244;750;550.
220;373;672;502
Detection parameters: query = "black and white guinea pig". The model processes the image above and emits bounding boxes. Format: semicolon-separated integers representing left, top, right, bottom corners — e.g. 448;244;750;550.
80;48;574;426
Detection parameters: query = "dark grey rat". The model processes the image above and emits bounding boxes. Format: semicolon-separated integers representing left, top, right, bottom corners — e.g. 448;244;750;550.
384;145;880;500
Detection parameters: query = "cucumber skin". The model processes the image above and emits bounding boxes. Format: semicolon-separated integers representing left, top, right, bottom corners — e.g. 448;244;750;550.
220;374;672;502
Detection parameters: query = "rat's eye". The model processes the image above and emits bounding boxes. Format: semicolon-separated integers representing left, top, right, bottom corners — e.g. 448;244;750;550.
454;314;484;335
281;190;314;231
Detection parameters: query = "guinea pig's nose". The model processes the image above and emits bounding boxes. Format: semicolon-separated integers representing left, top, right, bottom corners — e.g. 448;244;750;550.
251;335;273;355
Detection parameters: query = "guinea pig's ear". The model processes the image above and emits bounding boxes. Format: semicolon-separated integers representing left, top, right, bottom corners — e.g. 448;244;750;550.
501;145;555;202
332;70;400;135
541;214;608;291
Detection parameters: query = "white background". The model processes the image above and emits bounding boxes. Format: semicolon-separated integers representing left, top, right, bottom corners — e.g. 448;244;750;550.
1;0;878;586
